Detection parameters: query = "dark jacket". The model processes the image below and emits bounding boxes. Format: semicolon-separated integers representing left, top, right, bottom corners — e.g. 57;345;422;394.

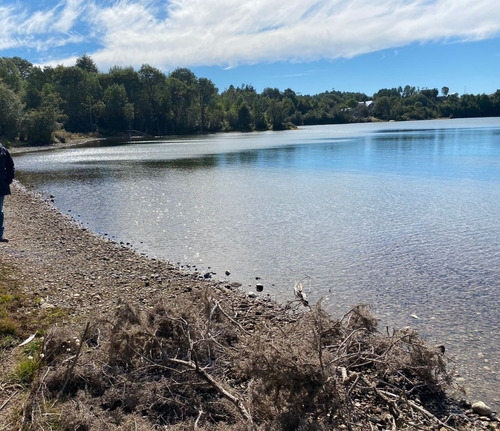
0;144;15;196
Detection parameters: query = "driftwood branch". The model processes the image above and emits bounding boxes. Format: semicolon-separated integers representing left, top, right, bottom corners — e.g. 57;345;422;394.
164;356;254;429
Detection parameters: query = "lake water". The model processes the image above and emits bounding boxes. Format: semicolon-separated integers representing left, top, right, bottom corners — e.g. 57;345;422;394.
14;118;500;408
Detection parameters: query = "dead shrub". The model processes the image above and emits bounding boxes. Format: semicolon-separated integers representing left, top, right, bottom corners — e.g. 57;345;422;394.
20;287;472;431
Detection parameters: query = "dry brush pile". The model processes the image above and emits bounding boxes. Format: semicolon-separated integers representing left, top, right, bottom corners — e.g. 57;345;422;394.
19;286;493;430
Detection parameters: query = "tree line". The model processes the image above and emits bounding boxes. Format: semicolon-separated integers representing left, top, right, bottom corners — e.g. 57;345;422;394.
1;54;499;145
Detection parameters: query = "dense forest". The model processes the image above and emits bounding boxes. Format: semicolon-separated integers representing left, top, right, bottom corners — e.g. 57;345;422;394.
1;54;499;145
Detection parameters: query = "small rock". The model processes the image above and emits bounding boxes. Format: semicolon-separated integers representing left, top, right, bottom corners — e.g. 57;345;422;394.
434;344;445;354
256;283;264;292
472;401;492;417
248;292;257;298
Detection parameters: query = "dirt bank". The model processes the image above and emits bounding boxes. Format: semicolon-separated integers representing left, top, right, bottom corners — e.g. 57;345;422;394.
0;183;498;430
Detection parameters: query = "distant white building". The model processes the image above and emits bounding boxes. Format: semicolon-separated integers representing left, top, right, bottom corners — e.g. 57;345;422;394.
358;100;375;111
355;100;375;117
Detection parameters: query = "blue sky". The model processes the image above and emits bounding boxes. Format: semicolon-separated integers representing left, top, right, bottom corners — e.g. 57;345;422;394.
1;0;499;97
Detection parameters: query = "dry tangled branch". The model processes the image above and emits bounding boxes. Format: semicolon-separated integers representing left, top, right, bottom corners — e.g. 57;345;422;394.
18;290;496;431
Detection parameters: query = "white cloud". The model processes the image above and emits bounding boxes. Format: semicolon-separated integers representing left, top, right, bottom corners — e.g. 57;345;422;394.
0;0;87;52
1;0;499;70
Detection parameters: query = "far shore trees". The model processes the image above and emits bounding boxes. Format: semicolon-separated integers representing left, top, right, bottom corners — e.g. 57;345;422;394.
0;54;499;145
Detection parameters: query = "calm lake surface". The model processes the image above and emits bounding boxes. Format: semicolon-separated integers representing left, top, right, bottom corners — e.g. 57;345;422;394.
14;118;500;407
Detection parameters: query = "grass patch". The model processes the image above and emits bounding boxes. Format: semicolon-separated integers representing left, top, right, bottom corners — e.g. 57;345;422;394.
12;354;42;386
0;316;19;336
11;338;45;386
0;333;16;349
0;266;25;339
0;264;68;340
0;262;67;388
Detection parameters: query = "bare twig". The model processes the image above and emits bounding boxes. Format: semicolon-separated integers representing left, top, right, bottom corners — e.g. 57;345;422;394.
0;390;18;412
377;390;459;431
164;356;254;429
406;398;459;431
214;301;251;335
193;407;203;430
56;322;90;400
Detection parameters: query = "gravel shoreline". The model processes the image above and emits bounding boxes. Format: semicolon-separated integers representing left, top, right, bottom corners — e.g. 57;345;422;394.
1;181;251;321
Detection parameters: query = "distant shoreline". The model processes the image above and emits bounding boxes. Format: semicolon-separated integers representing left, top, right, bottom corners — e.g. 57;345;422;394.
8;137;105;155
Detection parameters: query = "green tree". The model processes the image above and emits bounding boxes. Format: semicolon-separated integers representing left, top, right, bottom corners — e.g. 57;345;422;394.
439;93;460;118
21;85;64;145
10;56;33;80
0;83;23;139
167;68;198;133
102;83;129;132
76;54;99;74
124;102;135;135
52;65;102;132
198;77;217;132
101;66;141;108
262;87;281;100
374;88;401;100
0;57;23;93
237;101;252;131
402;85;416;98
372;96;392;120
267;99;286;130
252;98;267;131
80;74;104;132
477;94;493;116
420;88;439;102
490;90;500;116
23;66;48;109
138;64;168;135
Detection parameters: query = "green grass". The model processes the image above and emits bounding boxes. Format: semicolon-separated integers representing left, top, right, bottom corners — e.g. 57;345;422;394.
0;267;23;339
0;333;16;349
12;354;42;386
0;264;68;338
0;316;19;336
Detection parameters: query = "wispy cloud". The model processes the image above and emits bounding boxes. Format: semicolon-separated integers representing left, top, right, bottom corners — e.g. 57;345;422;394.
0;0;87;51
1;0;499;70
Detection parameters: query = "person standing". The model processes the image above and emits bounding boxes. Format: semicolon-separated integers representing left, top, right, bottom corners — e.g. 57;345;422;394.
0;142;15;242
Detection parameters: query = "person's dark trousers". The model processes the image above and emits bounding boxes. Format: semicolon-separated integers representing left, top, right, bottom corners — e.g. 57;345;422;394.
0;195;4;238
